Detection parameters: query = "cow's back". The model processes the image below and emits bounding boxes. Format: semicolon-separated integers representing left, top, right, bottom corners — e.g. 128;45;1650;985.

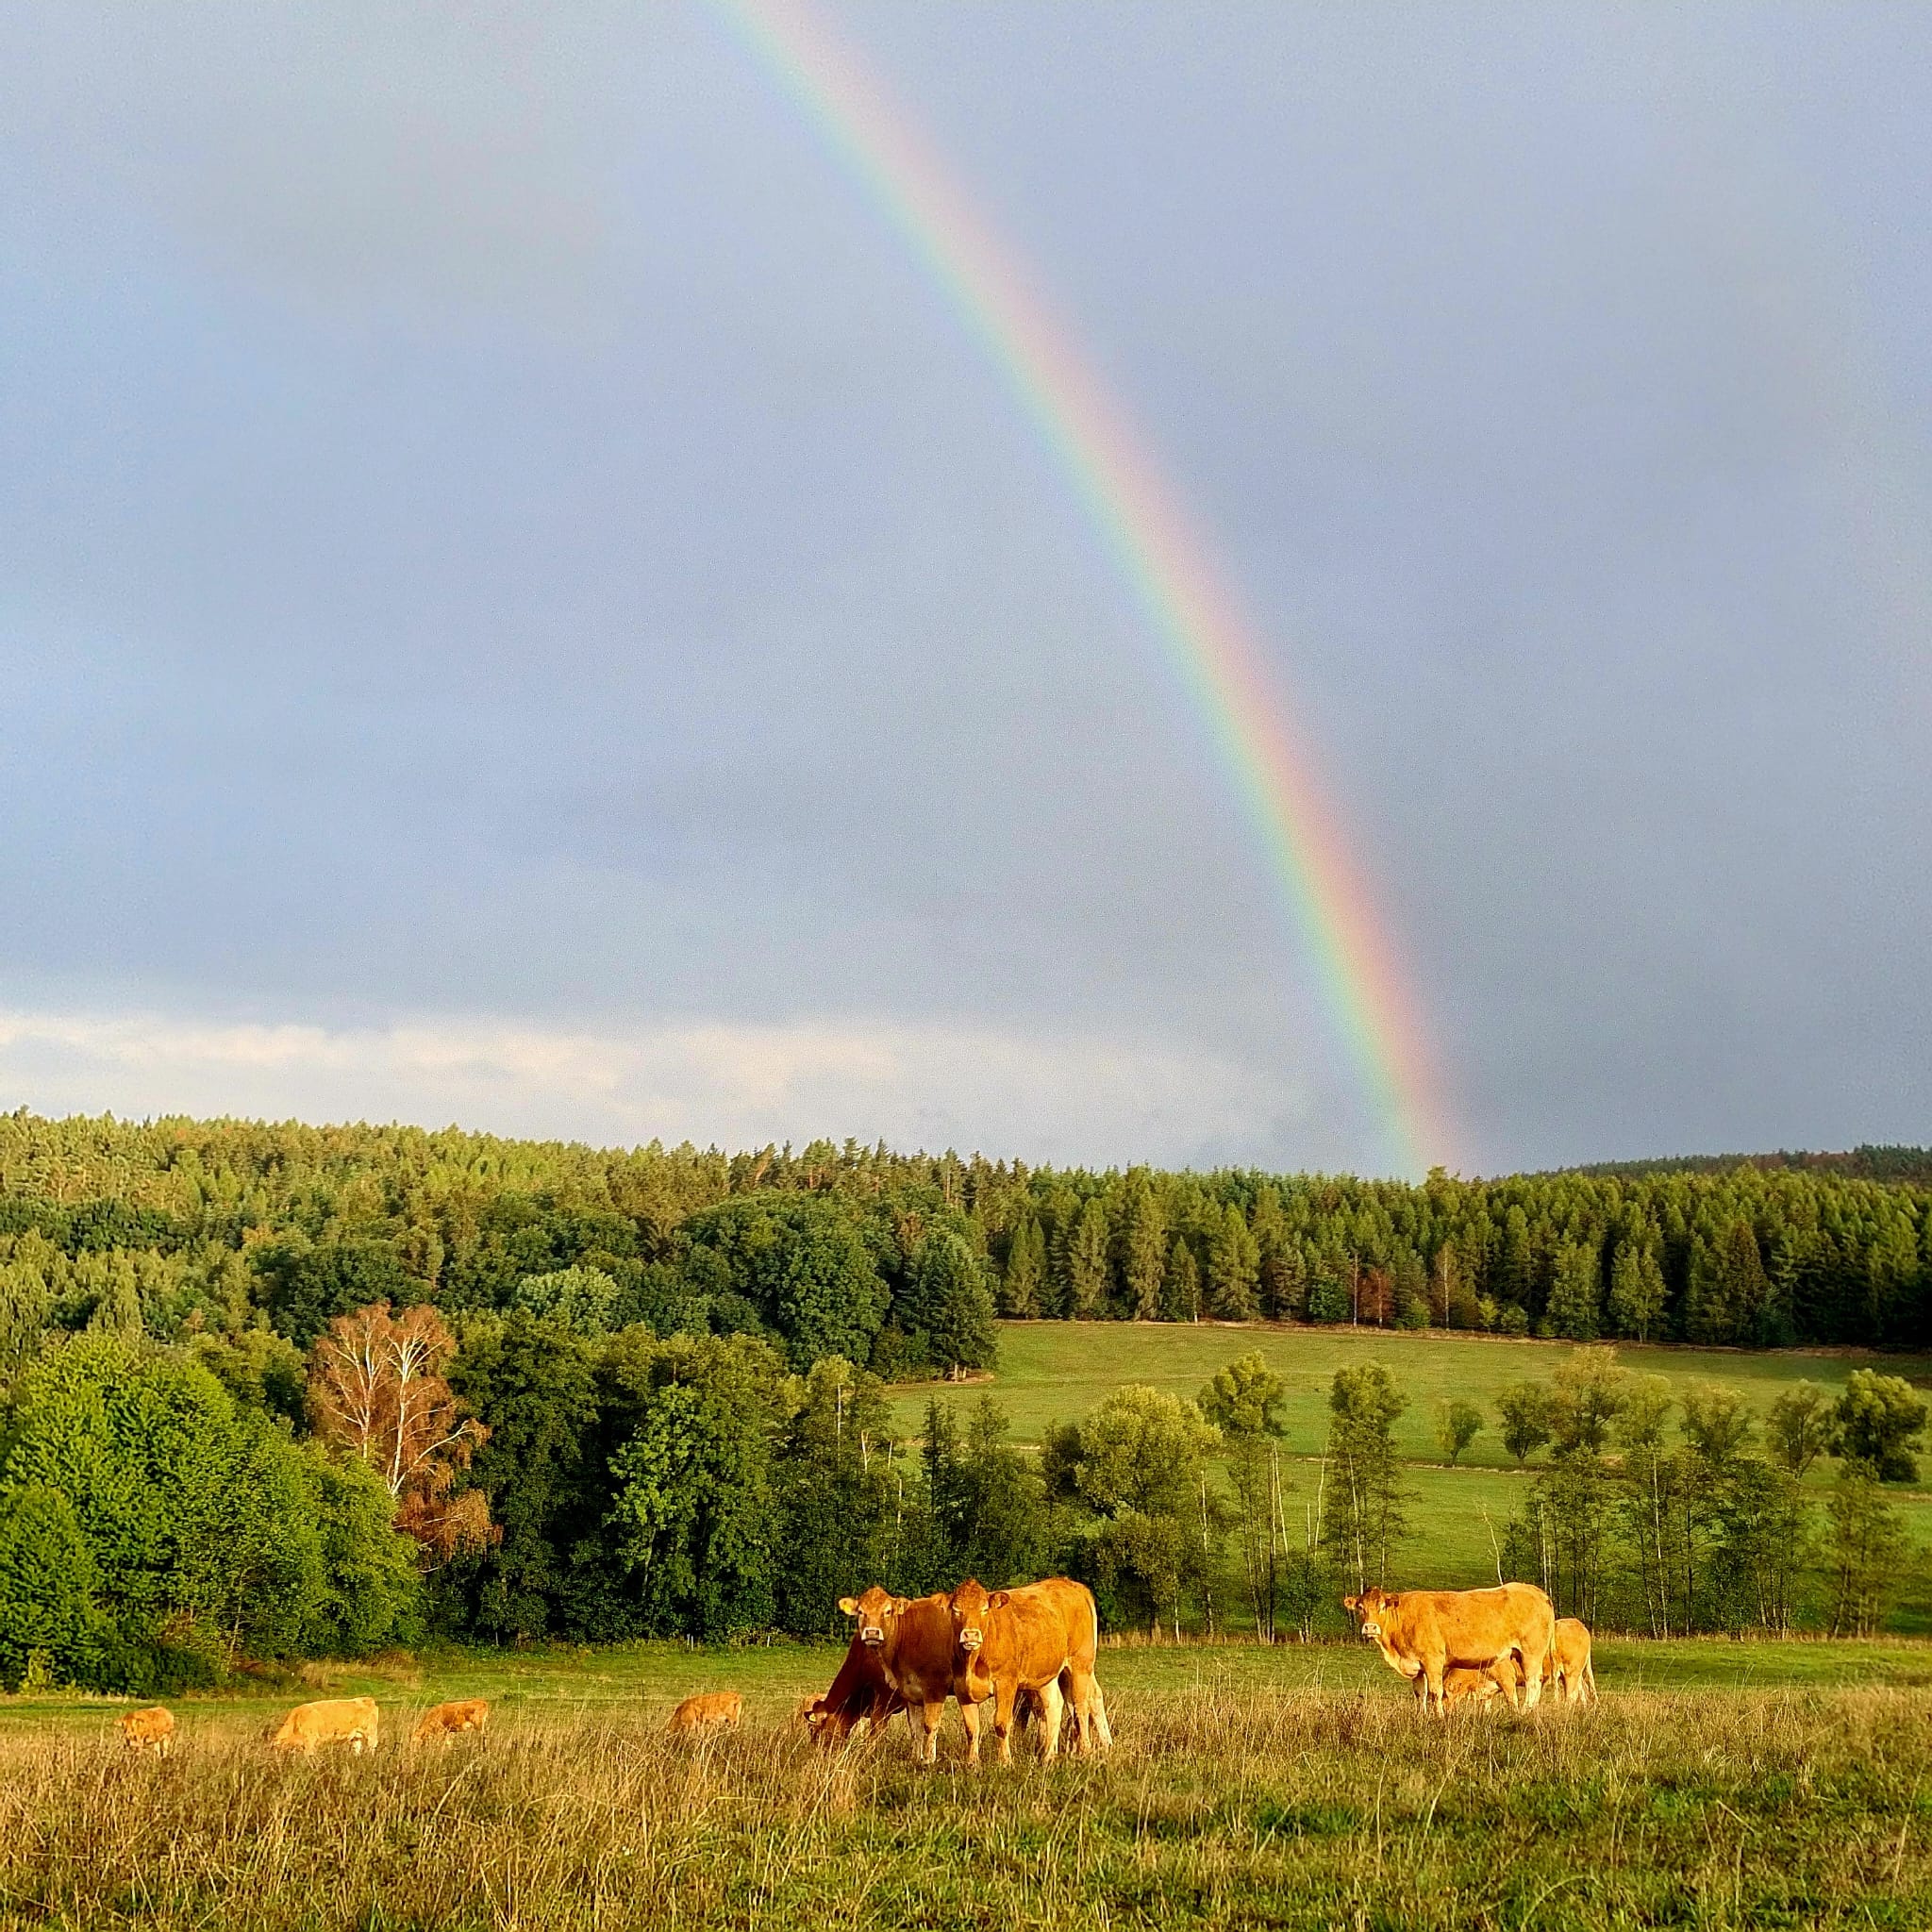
1398;1585;1552;1664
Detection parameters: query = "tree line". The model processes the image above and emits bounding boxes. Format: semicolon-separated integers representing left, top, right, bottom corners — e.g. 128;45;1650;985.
3;1114;1932;1376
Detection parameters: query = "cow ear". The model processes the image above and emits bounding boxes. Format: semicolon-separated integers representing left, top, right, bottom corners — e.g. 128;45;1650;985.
1341;1595;1359;1611
838;1597;859;1616
990;1591;1010;1610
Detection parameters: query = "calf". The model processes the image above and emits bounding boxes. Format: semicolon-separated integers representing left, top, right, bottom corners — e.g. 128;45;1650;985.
412;1698;490;1743
117;1707;175;1756
668;1690;741;1734
269;1696;380;1755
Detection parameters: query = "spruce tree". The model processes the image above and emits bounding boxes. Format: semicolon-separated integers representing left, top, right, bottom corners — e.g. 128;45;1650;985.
1206;1203;1260;1321
1117;1174;1167;1322
999;1215;1046;1319
1067;1198;1111;1320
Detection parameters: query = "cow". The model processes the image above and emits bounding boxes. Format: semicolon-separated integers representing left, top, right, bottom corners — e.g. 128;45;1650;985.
1553;1617;1597;1705
1342;1583;1556;1715
269;1696;380;1755
668;1690;742;1734
412;1698;490;1744
837;1588;973;1764
117;1707;175;1756
945;1575;1111;1765
1441;1662;1516;1709
802;1628;909;1746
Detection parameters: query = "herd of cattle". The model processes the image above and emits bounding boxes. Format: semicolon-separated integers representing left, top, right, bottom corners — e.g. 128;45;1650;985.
108;1579;1595;1762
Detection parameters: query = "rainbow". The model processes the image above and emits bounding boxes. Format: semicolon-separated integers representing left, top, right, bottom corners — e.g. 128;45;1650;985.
707;0;1453;1176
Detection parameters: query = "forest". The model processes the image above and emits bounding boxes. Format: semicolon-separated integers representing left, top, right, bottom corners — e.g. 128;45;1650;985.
0;1109;1928;1690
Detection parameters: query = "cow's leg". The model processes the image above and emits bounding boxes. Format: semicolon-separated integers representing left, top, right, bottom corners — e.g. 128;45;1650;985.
958;1694;982;1767
1423;1653;1447;1716
1034;1678;1065;1762
1087;1681;1113;1751
1521;1643;1546;1711
1061;1665;1090;1754
992;1683;1019;1765
917;1701;944;1764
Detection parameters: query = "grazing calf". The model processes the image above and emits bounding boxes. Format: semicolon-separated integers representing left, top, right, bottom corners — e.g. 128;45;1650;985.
412;1698;490;1743
1343;1584;1557;1715
667;1690;742;1734
118;1707;175;1756
270;1697;380;1755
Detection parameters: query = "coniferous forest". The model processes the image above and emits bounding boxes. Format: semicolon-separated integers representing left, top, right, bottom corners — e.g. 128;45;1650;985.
1;1108;1928;1689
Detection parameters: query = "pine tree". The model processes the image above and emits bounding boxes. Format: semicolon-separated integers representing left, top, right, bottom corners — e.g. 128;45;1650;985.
1117;1175;1167;1322
1541;1241;1602;1341
999;1215;1046;1319
1206;1203;1260;1321
1163;1235;1202;1323
1067;1198;1111;1320
1607;1239;1667;1342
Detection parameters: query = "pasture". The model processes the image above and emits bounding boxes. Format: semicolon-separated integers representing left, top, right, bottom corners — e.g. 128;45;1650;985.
891;1321;1932;1614
2;1641;1930;1929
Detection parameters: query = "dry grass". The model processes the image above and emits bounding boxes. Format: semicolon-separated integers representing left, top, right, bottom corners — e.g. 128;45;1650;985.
0;1685;1928;1929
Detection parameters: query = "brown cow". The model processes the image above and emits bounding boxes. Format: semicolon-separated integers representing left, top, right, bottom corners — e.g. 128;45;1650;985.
946;1576;1110;1765
117;1707;175;1756
667;1690;742;1734
269;1696;380;1755
802;1628;910;1746
412;1698;490;1743
1553;1617;1597;1705
837;1588;972;1764
1342;1583;1556;1715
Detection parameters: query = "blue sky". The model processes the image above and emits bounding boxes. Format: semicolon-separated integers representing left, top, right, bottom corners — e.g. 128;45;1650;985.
2;3;1927;1174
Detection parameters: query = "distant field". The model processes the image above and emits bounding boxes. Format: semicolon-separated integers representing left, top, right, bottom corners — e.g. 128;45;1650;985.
3;1642;1930;1929
890;1320;1932;1463
890;1322;1932;1624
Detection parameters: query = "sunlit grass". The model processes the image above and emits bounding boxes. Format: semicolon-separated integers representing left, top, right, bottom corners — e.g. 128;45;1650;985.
3;1675;1928;1929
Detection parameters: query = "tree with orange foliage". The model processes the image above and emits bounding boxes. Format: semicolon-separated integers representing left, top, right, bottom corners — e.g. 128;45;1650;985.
307;1302;494;1560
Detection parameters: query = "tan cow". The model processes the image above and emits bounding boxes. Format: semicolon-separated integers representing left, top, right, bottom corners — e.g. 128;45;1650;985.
667;1690;742;1734
117;1707;175;1756
412;1698;490;1743
837;1588;974;1764
1553;1617;1597;1705
269;1696;380;1755
945;1575;1111;1765
1442;1661;1516;1709
1342;1583;1556;1715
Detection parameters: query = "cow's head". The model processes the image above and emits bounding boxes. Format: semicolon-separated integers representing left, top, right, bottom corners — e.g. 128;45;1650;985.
946;1576;1011;1657
1342;1586;1397;1641
838;1585;907;1649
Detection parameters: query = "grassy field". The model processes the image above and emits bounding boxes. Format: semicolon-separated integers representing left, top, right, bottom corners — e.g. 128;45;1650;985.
4;1641;1930;1928
891;1321;1932;1464
891;1321;1932;1621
